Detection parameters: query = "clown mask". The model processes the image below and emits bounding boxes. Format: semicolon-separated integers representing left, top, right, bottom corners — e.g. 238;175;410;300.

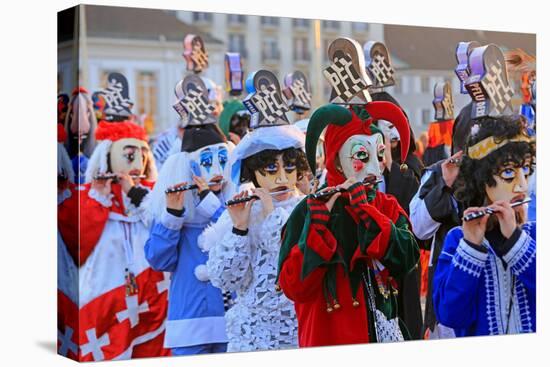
338;134;385;182
377;119;400;148
189;143;229;192
254;154;298;202
485;157;534;210
110;138;149;178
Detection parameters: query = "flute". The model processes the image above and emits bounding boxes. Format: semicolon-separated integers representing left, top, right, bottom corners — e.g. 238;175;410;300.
225;188;294;206
94;173;146;181
448;158;462;165
310;177;382;201
463;197;531;222
165;179;225;194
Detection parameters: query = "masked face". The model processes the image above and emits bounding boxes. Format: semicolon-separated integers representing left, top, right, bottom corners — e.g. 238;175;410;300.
338;134;385;182
377;120;400;148
109;138;149;178
254;154;298;202
70;94;92;144
189;143;229;192
485;157;534;208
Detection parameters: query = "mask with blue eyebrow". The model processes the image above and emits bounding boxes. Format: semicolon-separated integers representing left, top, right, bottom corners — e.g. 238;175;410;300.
188;142;230;184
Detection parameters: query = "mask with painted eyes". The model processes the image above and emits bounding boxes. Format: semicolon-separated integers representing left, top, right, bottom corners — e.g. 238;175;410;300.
188;143;229;189
254;154;298;201
109;138;149;176
338;134;384;182
485;159;534;204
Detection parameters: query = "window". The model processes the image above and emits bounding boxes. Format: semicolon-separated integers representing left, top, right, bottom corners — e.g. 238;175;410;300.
352;22;369;32
422;108;431;125
293;37;310;61
227;14;245;25
192;12;212;22
261;16;279;27
262;37;280;61
136;71;158;134
421;76;430;93
322;20;340;30
228;33;247;57
293;18;310;28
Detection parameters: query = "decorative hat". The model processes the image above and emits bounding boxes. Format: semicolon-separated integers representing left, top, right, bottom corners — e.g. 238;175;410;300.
363;41;395;91
243;70;291;128
230;69;305;184
225;52;244;96
433;81;454;121
465;43;514;119
95;120;148;143
172;74;226;152
455;41;481;94
183;34;208;73
97;72;133;121
283;71;312;114
323;38;373;105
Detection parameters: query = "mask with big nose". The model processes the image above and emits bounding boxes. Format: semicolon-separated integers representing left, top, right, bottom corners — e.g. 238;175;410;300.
254;154;297;201
109;138;149;176
189;143;229;191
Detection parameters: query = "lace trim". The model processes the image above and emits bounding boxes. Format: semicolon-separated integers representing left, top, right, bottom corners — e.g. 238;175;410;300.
503;231;535;276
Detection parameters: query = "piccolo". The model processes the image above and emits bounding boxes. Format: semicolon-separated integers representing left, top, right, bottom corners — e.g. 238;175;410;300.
225;188;294;206
310;177;382;201
448;158;462;165
165;180;225;194
94;173;146;181
463;197;531;222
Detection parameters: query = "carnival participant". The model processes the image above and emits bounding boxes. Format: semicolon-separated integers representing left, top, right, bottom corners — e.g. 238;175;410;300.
410;43;517;338
432;114;535;336
62;87;98;183
76;72;169;361
277;38;419;347
203;70;306;352
145;75;235;355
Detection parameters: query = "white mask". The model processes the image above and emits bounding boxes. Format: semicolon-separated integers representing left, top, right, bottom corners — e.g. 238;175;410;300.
377;119;400;142
188;143;229;188
338;134;385;181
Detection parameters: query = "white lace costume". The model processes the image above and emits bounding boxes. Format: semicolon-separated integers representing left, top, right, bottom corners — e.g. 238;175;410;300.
201;193;302;352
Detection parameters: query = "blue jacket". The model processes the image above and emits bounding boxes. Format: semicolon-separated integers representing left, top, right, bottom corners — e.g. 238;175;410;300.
145;192;227;348
433;222;536;337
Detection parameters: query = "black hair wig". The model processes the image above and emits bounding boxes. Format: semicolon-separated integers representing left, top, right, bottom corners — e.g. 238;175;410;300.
240;147;309;187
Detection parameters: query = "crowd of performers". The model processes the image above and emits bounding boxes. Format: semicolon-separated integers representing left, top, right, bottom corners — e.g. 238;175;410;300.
57;34;536;361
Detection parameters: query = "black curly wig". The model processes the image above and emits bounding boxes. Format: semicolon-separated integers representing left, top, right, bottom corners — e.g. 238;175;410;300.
454;115;535;209
240;147;310;187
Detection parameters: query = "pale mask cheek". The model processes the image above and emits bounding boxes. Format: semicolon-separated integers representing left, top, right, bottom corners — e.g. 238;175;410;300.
338;134;382;181
109;138;147;175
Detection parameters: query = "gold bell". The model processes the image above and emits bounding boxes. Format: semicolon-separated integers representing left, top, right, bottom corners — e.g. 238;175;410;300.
333;300;341;310
400;163;408;172
352;299;360;307
326;303;334;313
274;284;281;292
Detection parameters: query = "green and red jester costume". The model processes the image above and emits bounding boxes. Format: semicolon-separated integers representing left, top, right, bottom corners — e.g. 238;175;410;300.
277;102;420;347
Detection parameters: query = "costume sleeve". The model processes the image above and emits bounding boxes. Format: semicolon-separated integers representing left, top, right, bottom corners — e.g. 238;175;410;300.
144;210;185;272
258;206;292;251
204;211;253;292
79;188;112;265
348;182;419;278
278;198;337;303
502;222;536;293
410;166;460;240
195;191;225;223
432;227;487;329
